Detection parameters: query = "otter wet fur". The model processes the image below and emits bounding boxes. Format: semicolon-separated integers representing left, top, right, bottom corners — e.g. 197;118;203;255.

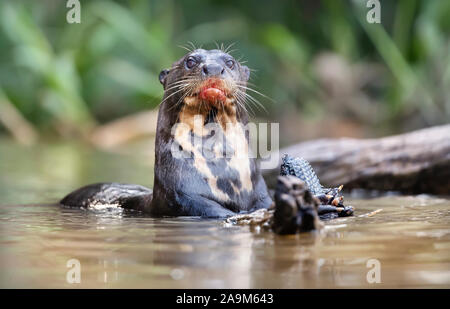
60;48;353;230
61;48;273;217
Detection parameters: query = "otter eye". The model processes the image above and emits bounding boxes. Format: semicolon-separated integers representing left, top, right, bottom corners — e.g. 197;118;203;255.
186;57;197;69
226;59;235;70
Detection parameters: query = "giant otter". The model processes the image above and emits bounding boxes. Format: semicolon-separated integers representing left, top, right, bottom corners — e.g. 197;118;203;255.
60;48;353;225
61;49;272;217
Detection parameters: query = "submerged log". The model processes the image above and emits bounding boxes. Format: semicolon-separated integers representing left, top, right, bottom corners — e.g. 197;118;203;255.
263;125;450;195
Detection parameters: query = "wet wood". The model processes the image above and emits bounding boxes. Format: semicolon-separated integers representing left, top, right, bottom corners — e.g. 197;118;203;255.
263;125;450;195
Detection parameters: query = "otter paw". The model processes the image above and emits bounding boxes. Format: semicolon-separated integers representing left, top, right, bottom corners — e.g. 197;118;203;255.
272;175;321;235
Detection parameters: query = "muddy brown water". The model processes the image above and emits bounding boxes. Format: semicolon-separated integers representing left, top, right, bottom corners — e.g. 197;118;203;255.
0;139;449;288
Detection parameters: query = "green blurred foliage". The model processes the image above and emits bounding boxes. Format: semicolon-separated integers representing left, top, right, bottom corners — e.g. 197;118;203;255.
0;0;449;138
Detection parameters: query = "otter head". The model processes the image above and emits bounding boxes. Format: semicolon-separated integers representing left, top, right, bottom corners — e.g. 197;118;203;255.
159;49;250;114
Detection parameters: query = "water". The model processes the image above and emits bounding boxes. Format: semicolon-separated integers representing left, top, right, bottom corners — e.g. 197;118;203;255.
0;139;449;288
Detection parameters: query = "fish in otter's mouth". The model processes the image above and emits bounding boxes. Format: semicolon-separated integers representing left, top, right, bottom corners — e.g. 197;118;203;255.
197;78;229;104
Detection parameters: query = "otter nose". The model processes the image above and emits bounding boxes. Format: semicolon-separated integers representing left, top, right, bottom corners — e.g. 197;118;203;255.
202;63;225;77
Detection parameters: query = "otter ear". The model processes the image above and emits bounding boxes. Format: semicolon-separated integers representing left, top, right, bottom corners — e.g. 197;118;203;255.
159;69;170;87
241;65;250;82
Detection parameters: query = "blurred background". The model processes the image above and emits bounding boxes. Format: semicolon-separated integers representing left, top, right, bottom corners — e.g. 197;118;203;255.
0;0;449;148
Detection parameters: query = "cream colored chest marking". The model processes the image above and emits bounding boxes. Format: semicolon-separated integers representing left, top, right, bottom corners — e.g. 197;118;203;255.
173;119;230;201
173;101;253;201
223;122;253;192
